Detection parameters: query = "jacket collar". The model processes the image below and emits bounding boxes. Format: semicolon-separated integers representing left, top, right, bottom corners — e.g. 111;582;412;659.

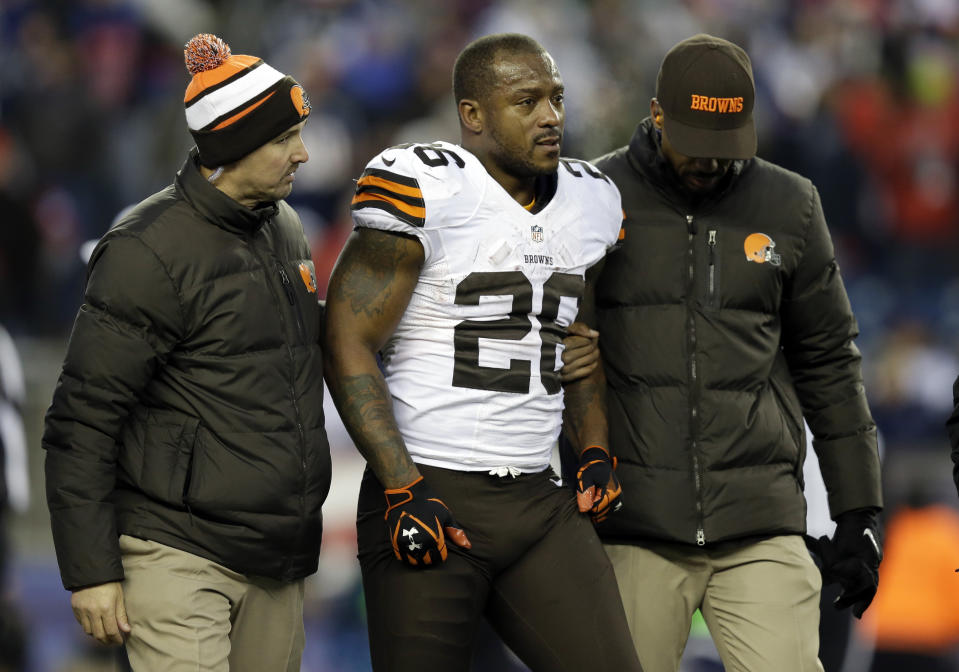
626;117;748;208
174;149;278;235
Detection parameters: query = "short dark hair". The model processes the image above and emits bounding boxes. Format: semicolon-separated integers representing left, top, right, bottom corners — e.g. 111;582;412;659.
452;33;546;105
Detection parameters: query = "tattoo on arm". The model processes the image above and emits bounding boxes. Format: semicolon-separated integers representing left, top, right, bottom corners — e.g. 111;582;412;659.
563;370;608;456
329;230;421;323
324;228;424;488
335;372;417;485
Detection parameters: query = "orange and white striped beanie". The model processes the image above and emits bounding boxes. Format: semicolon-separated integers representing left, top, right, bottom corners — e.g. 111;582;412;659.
183;33;310;167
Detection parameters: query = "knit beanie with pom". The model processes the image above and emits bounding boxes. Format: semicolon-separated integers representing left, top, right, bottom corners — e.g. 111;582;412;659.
183;33;311;167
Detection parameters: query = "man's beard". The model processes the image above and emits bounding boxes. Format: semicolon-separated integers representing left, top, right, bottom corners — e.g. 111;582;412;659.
489;127;558;178
672;165;731;203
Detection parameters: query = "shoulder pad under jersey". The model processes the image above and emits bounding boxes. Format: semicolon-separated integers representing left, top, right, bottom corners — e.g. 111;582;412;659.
351;141;477;235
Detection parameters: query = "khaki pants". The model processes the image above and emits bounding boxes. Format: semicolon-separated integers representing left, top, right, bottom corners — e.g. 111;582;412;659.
605;535;824;672
119;535;305;672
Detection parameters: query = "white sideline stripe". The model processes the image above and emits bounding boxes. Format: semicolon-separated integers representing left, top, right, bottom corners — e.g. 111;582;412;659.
0;403;28;512
186;63;284;130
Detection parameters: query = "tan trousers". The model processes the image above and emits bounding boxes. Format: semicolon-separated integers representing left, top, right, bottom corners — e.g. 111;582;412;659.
119;535;305;672
605;535;824;672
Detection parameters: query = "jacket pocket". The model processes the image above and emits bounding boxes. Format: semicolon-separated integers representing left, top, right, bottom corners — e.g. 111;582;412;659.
135;411;199;504
184;426;301;515
768;360;806;485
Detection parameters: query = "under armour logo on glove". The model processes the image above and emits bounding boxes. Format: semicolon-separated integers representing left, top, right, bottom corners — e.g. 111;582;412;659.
402;527;423;551
384;476;471;567
575;446;624;523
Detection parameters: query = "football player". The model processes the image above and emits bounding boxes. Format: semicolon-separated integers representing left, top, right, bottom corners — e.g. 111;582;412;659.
324;33;642;671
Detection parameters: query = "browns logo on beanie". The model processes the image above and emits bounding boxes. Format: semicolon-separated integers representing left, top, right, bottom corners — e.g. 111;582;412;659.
183;33;311;168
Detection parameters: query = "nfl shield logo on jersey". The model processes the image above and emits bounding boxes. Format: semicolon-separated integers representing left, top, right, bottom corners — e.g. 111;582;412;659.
531;224;544;243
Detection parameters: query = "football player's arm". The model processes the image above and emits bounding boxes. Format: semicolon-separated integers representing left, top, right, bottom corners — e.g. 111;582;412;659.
562;201;622;384
563;260;621;520
560;321;600;383
563;261;607;454
323;227;423;488
324;227;471;563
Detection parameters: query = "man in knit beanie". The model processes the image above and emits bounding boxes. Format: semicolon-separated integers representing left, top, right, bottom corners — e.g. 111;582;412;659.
43;33;328;671
184;33;311;170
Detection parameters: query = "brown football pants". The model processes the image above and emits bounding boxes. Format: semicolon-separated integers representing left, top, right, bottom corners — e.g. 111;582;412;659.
357;464;643;672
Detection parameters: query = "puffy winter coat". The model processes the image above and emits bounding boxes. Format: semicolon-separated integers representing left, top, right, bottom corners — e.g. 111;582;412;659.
592;119;882;546
43;152;331;589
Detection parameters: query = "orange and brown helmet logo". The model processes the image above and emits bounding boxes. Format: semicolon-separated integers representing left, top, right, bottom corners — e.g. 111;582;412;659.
291;85;311;119
298;262;317;293
743;232;781;266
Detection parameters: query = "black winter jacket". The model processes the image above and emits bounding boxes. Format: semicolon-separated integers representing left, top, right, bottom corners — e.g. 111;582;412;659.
43;152;331;589
592;119;882;546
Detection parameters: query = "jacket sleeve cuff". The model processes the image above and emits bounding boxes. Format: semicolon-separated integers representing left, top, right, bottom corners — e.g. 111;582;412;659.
814;427;883;517
50;503;124;590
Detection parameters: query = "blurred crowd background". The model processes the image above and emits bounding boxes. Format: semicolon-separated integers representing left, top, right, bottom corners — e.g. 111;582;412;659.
1;0;958;670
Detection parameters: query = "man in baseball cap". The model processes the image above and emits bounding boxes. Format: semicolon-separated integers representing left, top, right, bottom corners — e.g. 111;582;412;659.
655;33;757;160
564;33;884;671
648;33;759;199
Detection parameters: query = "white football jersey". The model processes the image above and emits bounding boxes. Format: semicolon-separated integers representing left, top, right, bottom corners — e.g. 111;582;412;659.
351;141;622;472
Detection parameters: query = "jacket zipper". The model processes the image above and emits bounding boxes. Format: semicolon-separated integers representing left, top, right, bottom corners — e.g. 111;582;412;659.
707;229;717;307
276;260;306;343
250;236;310;576
273;259;308;577
686;215;706;547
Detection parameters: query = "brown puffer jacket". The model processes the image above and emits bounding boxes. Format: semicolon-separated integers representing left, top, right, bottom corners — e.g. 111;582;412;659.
43;151;331;589
591;119;882;547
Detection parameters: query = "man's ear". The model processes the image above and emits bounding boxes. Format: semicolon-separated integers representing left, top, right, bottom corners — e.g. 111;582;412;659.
458;99;483;135
650;98;664;129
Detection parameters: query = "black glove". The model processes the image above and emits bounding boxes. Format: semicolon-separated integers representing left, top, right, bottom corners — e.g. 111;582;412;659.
384;476;471;567
575;446;623;523
813;509;882;619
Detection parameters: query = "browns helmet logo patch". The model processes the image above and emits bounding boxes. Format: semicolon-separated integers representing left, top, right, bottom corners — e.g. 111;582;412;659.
298;262;317;293
291;85;311;119
743;232;781;266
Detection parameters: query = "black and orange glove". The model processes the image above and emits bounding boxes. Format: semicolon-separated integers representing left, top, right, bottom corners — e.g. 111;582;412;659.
384;476;471;567
575;446;623;523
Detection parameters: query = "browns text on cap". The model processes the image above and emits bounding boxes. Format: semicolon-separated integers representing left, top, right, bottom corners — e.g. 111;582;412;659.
656;34;756;160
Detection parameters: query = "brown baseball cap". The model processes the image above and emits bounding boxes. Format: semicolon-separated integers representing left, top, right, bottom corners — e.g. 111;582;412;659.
656;34;756;160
